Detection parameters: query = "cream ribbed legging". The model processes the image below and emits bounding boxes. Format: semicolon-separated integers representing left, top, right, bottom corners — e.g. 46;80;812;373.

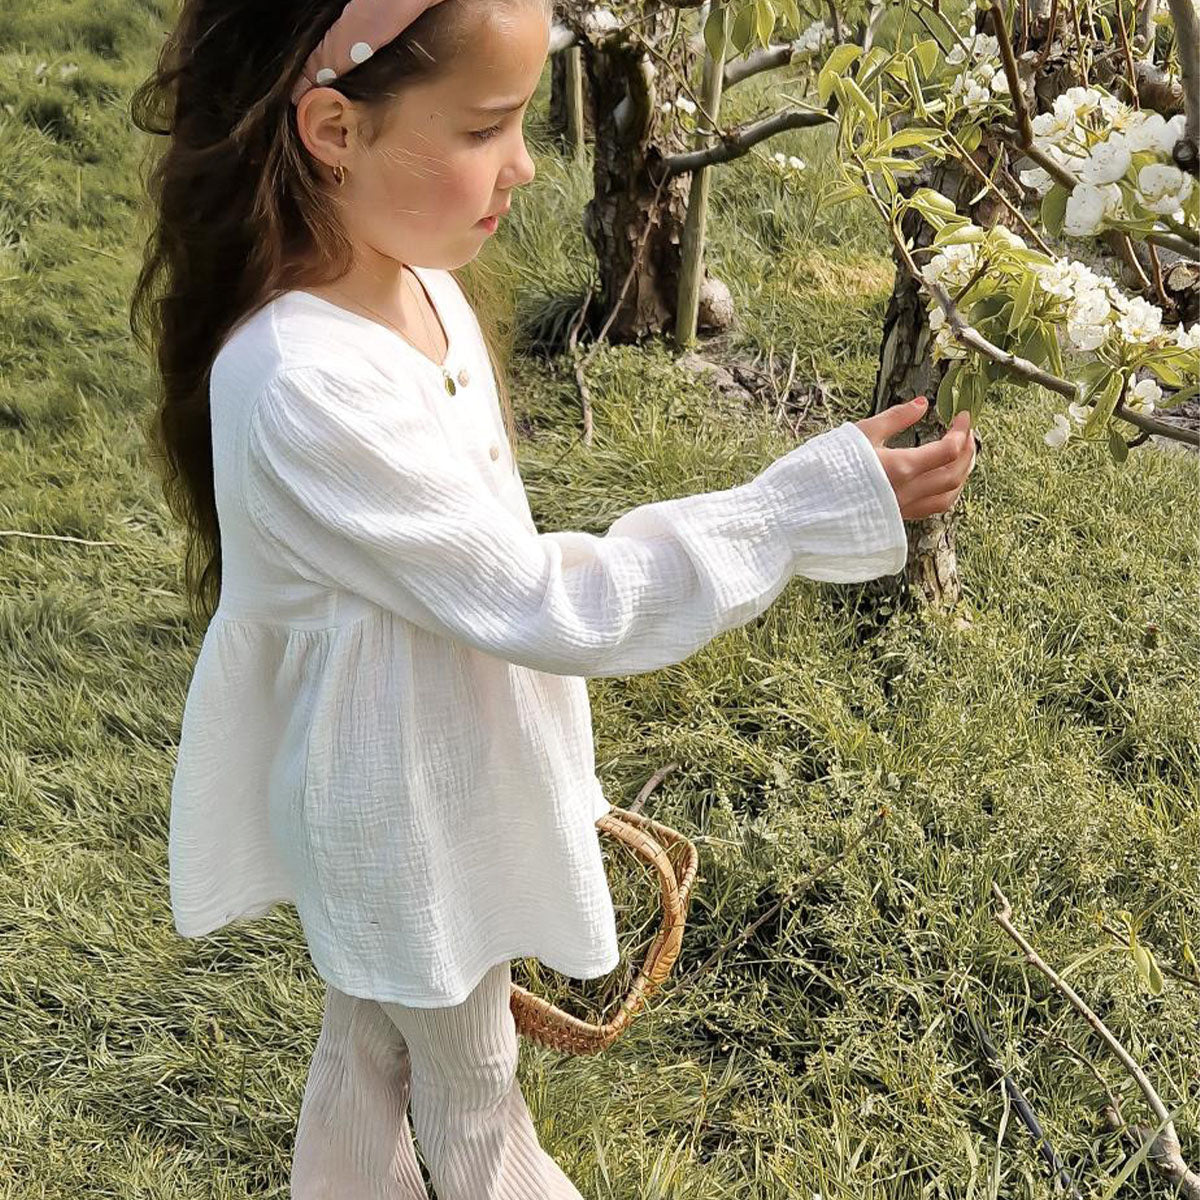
289;959;586;1199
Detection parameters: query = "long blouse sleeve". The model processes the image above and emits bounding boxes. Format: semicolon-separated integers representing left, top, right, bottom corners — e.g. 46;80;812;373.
244;365;908;678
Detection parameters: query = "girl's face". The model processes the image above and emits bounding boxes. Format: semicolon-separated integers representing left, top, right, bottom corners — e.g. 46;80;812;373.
296;4;549;272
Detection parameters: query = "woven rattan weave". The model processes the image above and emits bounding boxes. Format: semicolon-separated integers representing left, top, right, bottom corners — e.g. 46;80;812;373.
508;807;698;1056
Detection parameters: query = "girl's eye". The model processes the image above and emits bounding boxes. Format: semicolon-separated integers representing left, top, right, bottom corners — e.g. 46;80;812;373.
471;123;503;142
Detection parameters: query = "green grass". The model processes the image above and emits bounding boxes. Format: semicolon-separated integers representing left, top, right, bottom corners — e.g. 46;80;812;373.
1;3;1198;1198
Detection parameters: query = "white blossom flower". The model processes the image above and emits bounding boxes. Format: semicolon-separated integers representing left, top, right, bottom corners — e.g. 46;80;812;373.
1071;289;1111;325
675;96;697;115
1127;376;1161;413
1063;182;1114;235
1174;323;1200;351
1068;400;1091;426
1034;259;1077;297
793;20;833;54
1066;282;1113;350
947;32;999;65
787;155;805;170
1081;134;1131;185
1063;86;1104;118
1136;163;1195;214
1124;111;1187;156
1044;412;1073;447
1020;164;1055;196
989;69;1009;94
1117;297;1163;344
922;241;979;290
1032;96;1077;147
1094;273;1131;313
964;79;991;112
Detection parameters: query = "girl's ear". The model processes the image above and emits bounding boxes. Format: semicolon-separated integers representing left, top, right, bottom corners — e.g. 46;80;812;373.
295;89;355;170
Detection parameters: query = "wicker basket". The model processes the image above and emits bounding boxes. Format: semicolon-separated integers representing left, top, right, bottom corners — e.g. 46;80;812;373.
508;806;699;1056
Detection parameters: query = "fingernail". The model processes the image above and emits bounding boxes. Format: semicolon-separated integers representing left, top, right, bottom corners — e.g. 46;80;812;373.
914;396;927;408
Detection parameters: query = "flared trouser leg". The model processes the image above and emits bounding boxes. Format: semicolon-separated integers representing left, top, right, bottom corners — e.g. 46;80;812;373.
290;960;585;1200
289;982;430;1199
378;960;585;1200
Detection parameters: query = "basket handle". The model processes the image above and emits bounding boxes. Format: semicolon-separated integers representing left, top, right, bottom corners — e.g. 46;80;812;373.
589;806;699;1035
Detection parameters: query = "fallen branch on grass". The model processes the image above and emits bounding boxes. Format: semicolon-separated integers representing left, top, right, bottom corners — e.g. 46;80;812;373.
992;883;1200;1198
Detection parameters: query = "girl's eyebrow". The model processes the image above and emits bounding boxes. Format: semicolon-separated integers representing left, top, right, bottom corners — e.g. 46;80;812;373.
468;90;536;115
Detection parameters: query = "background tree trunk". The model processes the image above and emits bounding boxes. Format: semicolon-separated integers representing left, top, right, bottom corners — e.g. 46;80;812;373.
549;41;595;148
576;10;705;342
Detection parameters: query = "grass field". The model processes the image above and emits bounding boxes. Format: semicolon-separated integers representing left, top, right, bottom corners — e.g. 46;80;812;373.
1;3;1197;1197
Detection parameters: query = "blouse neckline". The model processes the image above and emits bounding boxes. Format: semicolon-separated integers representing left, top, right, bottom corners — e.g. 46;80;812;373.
287;266;456;373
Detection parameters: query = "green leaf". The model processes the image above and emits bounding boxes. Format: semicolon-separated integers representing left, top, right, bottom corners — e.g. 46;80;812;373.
858;46;894;89
1107;423;1130;464
840;75;877;122
881;126;945;151
960;123;982;152
935;225;986;246
1147;355;1187;387
1146;947;1164;994
823;180;868;205
913;38;941;78
936;363;962;424
704;5;729;64
779;0;802;31
1076;359;1113;390
820;42;862;82
905;56;928;119
1042;184;1069;238
1008;271;1036;334
911;187;958;219
731;4;757;55
755;0;775;48
1044;321;1065;377
1131;940;1154;989
1084;373;1123;437
1014;324;1049;370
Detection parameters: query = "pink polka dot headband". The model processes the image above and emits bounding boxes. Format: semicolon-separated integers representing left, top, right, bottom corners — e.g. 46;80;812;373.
290;0;451;106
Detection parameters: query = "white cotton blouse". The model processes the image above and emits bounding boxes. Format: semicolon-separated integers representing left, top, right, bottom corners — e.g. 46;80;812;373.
167;265;910;1007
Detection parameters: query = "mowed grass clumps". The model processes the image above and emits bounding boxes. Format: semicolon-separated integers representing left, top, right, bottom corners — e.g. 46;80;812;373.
1;4;1197;1198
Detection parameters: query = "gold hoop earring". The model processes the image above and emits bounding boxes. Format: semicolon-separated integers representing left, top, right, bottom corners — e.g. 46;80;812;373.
332;163;346;186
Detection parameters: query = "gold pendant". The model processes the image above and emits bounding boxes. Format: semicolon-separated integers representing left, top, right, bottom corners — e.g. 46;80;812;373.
444;372;457;396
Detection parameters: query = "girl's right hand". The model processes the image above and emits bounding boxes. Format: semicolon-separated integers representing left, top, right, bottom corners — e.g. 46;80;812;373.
855;397;978;521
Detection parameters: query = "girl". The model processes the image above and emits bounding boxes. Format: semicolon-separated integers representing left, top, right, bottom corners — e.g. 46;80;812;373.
130;0;976;1196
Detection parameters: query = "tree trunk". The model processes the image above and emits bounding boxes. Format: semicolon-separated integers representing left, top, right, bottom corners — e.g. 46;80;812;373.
549;42;594;147
574;9;703;342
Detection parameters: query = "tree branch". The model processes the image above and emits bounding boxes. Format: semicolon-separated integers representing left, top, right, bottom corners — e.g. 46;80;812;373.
656;107;834;178
992;884;1200;1200
1165;0;1199;165
860;171;1200;446
723;42;797;89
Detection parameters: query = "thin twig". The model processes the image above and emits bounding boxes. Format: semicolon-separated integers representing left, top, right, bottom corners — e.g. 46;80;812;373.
1035;0;1060;72
1115;0;1142;110
0;530;121;547
946;130;1054;253
964;1013;1084;1197
991;883;1200;1198
1146;242;1171;309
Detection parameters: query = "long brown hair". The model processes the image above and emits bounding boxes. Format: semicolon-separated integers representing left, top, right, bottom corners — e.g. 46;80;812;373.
129;0;549;628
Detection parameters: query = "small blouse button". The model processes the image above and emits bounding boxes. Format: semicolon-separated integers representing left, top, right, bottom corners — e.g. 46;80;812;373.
457;368;470;388
488;443;500;461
